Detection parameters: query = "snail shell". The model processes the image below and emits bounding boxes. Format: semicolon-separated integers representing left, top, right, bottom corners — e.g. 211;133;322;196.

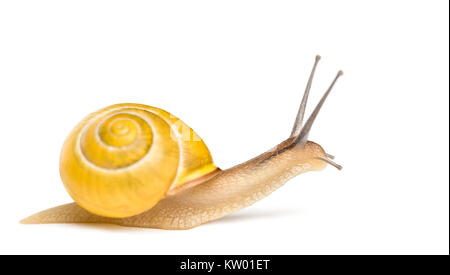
60;103;217;218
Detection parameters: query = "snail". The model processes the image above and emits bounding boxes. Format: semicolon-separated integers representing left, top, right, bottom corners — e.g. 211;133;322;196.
21;56;343;230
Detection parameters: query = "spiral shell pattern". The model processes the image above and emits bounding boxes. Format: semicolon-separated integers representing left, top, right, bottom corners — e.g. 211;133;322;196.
60;103;217;218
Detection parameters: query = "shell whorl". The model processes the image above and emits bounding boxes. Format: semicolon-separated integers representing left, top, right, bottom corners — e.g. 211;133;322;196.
60;103;217;218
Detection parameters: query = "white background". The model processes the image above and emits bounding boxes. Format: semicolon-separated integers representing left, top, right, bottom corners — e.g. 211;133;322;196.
0;1;448;255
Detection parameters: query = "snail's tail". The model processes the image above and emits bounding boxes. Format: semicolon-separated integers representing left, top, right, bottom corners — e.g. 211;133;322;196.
20;203;111;225
20;202;198;230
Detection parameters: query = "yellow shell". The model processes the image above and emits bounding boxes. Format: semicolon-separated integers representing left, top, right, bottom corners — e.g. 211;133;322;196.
59;103;217;218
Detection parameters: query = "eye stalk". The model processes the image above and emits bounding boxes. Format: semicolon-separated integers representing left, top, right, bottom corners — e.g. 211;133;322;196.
291;55;321;137
291;56;344;170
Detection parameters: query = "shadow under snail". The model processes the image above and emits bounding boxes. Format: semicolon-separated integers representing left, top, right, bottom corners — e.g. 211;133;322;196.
22;56;343;230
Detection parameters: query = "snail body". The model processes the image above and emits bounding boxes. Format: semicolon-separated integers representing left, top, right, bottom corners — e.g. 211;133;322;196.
22;56;344;229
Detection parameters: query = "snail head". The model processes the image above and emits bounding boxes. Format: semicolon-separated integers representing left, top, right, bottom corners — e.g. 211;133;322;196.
285;55;343;171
